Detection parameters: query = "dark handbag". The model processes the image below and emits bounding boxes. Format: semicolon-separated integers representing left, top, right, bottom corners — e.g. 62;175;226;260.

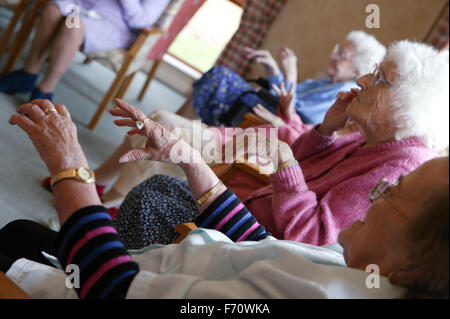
217;78;279;127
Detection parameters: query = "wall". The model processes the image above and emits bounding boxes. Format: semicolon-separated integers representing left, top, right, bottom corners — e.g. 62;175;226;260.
248;0;448;81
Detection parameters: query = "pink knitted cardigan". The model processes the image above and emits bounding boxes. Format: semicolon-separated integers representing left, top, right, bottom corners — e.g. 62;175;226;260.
222;113;438;245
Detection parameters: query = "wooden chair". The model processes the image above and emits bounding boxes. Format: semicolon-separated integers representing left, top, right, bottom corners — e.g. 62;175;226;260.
84;25;167;130
83;0;186;130
209;112;272;186
136;0;206;102
0;0;187;130
0;0;49;73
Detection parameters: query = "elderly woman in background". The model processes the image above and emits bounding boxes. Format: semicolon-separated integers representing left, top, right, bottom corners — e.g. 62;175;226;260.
45;31;384;206
0;0;171;101
176;30;387;125
110;40;449;249
2;97;448;299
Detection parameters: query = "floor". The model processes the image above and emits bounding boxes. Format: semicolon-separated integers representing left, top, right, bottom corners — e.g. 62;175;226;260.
0;7;186;229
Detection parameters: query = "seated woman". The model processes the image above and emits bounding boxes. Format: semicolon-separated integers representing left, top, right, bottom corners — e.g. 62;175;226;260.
176;30;387;125
111;40;449;248
41;32;380;205
58;82;315;207
0;0;171;101
3;98;449;299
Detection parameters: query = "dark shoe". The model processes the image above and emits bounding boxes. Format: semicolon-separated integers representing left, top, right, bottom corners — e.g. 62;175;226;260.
0;70;38;95
30;87;53;101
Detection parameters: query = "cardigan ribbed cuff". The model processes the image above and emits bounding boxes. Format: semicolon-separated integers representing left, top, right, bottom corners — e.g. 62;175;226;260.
270;164;305;192
309;124;336;148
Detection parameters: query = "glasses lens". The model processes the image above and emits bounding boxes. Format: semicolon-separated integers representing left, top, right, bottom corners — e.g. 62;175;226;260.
332;44;339;54
370;64;379;86
369;178;389;202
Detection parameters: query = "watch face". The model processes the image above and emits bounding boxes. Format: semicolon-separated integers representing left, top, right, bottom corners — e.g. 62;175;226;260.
78;167;93;181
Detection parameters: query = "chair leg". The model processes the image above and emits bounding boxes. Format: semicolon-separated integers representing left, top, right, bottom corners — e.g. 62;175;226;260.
138;60;161;101
88;65;130;130
0;0;28;60
1;2;44;74
116;71;136;100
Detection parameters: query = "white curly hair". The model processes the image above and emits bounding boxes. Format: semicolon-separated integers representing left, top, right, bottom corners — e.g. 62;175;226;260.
386;40;449;151
346;30;387;77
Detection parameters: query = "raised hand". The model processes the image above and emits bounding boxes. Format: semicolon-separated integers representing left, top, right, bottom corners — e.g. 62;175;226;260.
244;47;280;78
253;104;286;128
278;47;298;83
272;82;296;120
110;99;200;165
318;88;360;136
223;129;295;171
9;99;88;176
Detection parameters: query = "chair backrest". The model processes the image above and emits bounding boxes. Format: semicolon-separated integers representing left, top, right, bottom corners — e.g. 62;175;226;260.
86;0;187;73
87;0;205;75
127;0;187;75
154;0;186;31
146;0;206;60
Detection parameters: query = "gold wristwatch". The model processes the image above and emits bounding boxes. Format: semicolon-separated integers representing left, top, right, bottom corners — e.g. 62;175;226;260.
50;167;96;187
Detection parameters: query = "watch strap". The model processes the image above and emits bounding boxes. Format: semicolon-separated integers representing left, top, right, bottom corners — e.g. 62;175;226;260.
50;168;95;188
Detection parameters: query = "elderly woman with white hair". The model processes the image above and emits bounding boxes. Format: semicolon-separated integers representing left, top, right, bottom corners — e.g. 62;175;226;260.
4;81;449;299
50;30;386;206
106;40;448;249
175;30;387;126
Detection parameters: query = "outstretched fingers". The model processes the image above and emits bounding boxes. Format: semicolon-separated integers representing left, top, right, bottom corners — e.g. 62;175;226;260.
288;82;295;96
113;118;136;128
9;113;38;134
119;149;149;163
279;81;287;96
17;103;46;124
109;107;130;118
113;99;147;122
272;83;282;96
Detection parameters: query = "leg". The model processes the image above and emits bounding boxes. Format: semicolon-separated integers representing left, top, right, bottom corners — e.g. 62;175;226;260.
0;4;64;94
36;18;86;93
94;137;133;187
23;4;65;75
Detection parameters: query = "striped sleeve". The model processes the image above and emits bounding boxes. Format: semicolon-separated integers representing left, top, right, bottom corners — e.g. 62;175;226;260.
56;206;139;299
195;189;270;242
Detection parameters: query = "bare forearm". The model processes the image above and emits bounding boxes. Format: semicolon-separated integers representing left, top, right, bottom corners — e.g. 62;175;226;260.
53;181;102;225
180;152;226;213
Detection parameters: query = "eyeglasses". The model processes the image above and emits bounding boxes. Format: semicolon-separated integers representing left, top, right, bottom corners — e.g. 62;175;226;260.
369;63;393;88
369;177;409;220
332;44;350;61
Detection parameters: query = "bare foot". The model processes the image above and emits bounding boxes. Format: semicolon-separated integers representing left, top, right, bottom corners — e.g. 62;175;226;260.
278;48;298;83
